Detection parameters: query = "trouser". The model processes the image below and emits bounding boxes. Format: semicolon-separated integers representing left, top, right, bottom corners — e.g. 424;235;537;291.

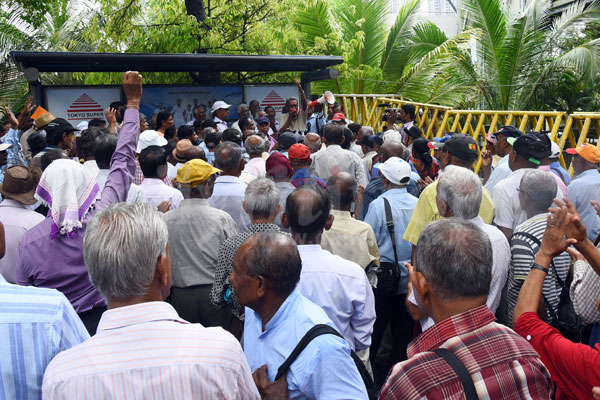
78;305;108;336
168;284;233;329
369;292;414;387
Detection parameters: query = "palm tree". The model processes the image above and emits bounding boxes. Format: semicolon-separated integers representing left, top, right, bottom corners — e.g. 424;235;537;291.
462;0;600;110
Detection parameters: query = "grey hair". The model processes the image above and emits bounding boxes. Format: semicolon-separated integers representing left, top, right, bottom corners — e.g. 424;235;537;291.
519;169;557;211
237;103;248;113
83;202;168;302
237;232;301;297
201;127;215;138
214;142;243;171
244;135;266;156
244;177;281;219
437;165;482;219
361;126;374;136
303;134;321;153
415;218;492;301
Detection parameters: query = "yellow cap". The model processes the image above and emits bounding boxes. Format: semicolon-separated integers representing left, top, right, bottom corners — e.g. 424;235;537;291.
176;159;221;187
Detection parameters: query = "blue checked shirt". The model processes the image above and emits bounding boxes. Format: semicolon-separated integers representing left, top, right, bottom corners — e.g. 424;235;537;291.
0;275;88;399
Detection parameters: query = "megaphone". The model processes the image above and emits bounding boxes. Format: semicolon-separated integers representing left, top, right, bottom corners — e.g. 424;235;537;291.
310;91;335;108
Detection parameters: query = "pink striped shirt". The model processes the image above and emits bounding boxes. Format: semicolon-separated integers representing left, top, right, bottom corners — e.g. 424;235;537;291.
42;301;260;399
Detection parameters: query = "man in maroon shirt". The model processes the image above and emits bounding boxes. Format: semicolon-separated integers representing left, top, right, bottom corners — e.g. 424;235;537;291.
380;218;551;399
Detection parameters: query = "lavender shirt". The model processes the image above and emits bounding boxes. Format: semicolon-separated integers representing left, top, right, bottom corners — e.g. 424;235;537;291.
16;109;140;313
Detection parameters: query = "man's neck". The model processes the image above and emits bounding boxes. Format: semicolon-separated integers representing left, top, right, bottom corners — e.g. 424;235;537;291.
255;296;287;332
249;154;262;160
220;171;241;178
292;231;322;245
430;295;487;324
251;217;275;224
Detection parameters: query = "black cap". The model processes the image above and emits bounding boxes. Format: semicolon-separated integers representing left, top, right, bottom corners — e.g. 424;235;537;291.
204;132;221;148
530;132;552;157
443;134;479;162
493;125;523;139
27;130;47;153
278;131;299;150
406;125;422;139
45;118;76;137
508;134;549;165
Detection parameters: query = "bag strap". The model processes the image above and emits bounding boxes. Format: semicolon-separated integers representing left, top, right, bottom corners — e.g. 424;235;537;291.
432;348;478;400
383;197;399;268
511;231;563;287
275;324;343;380
551;166;567;184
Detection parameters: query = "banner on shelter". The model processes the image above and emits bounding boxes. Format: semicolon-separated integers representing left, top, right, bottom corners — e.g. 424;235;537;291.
141;85;244;127
244;85;299;119
45;87;121;122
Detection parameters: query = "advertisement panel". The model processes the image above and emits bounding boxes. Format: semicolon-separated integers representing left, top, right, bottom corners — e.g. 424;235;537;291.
45;86;121;123
244;85;299;119
140;85;243;127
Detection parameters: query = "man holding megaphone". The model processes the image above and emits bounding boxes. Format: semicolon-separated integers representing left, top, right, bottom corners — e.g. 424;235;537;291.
278;78;309;134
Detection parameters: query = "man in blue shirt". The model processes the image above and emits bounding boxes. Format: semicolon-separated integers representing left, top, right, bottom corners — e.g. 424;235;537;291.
231;232;368;399
0;274;89;399
566;143;600;241
364;156;418;386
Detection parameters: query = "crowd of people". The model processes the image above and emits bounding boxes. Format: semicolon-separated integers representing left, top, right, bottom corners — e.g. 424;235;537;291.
1;71;600;399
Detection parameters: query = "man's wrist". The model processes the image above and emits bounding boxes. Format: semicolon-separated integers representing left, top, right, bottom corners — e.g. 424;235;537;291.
531;262;549;274
534;251;553;267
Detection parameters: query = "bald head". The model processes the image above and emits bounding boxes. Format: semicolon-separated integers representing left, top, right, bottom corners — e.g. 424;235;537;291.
284;185;331;243
184;146;206;162
379;141;409;163
214;142;243;176
245;135;265;157
304;133;321;153
327;172;357;211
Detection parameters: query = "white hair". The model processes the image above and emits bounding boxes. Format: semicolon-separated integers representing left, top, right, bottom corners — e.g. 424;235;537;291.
244;178;280;219
437;165;482;219
83;202;168;301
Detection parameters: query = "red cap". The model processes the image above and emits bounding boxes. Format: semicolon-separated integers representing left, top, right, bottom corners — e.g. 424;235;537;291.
332;113;346;122
288;143;311;161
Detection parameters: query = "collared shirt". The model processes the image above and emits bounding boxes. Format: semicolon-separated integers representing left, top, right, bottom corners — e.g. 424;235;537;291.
239;170;257;184
515;311;600;400
404;179;495;245
290;167;327;189
321;209;380;269
365;187;418;293
17;109;140;313
306;113;326;133
399;120;414;142
165;198;239;288
210;223;283;319
278;109;308;133
139;177;183;210
409;216;510;331
82;159;99;178
96;169;147;203
362;150;378;179
43;301;259;400
494;167;564;230
570;254;600;324
0;199;44;283
550;160;571;185
506;213;571;325
5;128;27;167
483;154;511;193
243;157;266;177
310;144;368;188
296;245;376;351
0;275;89;400
568;168;600;241
214;116;228;132
379;305;552;400
208;175;250;231
244;289;368;399
134;158;173;187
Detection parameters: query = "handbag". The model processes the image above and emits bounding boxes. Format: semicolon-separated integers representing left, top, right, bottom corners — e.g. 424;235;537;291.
375;197;401;294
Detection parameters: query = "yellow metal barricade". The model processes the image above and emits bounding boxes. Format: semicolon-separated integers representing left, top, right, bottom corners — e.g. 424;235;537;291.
558;113;600;175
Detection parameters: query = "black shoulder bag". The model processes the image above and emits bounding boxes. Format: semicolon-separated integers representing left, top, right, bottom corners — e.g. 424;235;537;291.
276;324;378;400
432;348;478;400
375;198;401;294
511;231;581;342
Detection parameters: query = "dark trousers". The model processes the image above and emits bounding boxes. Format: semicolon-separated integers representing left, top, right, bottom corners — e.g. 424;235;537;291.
369;292;414;387
78;305;107;336
168;284;232;329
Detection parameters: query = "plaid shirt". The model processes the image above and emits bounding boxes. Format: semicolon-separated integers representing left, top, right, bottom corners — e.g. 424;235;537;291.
379;305;552;400
134;158;173;187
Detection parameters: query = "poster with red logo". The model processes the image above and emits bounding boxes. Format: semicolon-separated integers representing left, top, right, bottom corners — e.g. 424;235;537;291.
244;85;299;119
45;86;121;123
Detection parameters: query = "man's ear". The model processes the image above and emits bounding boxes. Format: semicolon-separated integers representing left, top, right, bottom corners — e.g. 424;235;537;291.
324;214;334;231
412;270;433;315
256;275;267;299
240;159;246;171
437;199;448;217
155;245;172;299
281;213;290;229
274;204;282;216
242;200;247;214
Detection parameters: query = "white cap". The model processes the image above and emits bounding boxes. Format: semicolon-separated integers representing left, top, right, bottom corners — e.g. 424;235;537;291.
137;130;168;153
75;121;88;137
383;129;402;144
0;143;13;152
379;157;411;185
211;101;231;113
549;137;561;159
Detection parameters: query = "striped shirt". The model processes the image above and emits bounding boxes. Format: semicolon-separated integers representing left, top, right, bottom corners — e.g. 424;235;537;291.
379;305;552;399
42;301;260;400
506;213;571;325
0;275;89;400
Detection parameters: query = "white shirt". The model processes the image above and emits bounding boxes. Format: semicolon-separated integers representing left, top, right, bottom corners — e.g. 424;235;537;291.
83;160;99;178
172;104;185;127
43;302;260;400
310;145;368;189
409;216;510;331
0;199;44;283
167;162;185;181
208;175;250;231
493;168;564;230
139;178;183;209
96;169;147;204
214;117;228;132
243;157;266;177
484;155;511;194
296;244;376;351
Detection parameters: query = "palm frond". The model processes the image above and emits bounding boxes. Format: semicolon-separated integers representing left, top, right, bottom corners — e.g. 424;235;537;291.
294;0;338;53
